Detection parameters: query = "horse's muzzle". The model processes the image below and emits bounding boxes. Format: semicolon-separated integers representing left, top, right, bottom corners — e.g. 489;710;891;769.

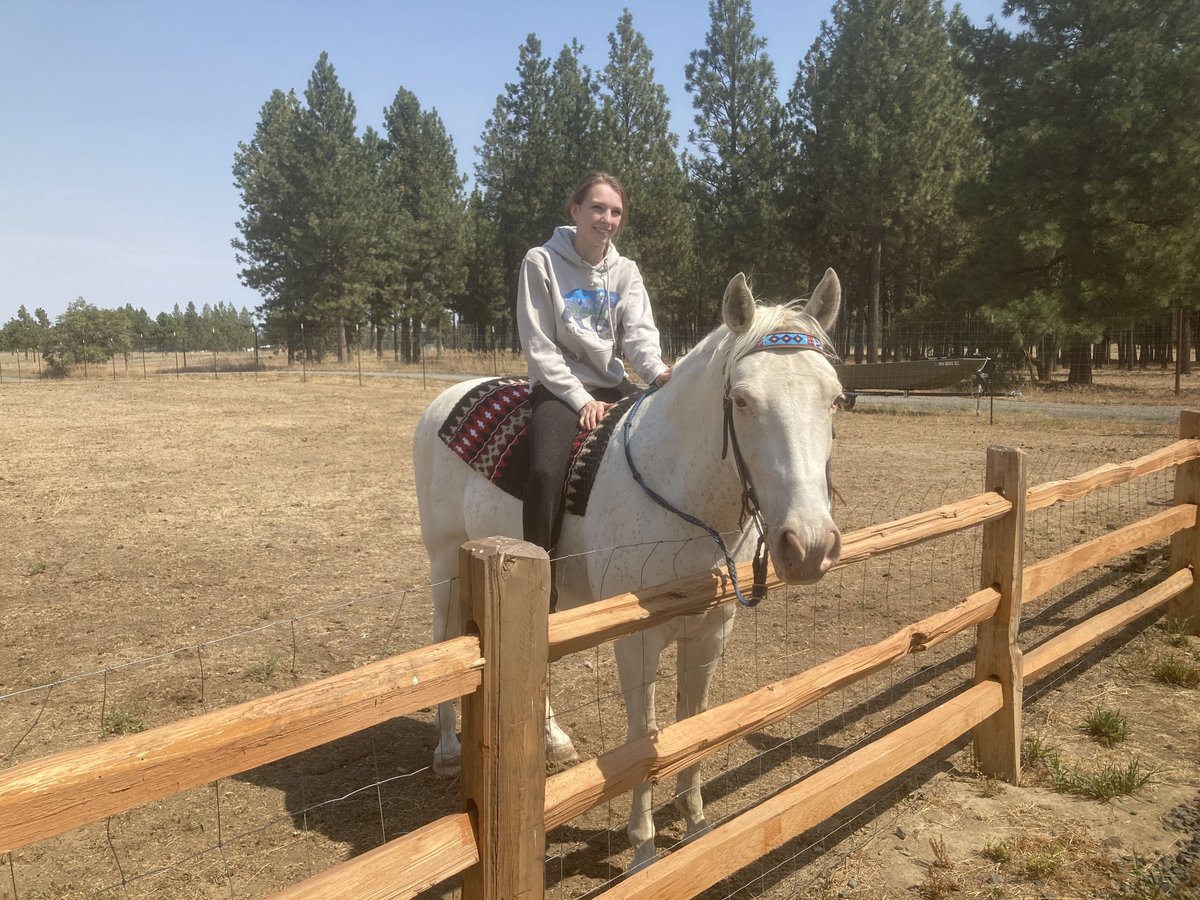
771;526;842;584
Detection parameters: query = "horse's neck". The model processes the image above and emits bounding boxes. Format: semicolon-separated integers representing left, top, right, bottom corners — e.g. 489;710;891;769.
627;356;745;531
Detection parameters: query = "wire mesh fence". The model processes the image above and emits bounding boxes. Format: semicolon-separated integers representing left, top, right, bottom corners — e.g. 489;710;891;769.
2;431;1177;899
4;307;1196;390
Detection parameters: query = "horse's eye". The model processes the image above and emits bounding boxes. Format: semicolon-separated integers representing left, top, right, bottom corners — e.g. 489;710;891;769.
733;394;749;410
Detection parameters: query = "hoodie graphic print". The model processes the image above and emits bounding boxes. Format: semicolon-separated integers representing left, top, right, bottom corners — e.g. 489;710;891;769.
562;288;619;342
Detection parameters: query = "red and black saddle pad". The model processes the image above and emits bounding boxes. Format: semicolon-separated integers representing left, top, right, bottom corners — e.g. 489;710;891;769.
437;377;638;516
438;377;533;499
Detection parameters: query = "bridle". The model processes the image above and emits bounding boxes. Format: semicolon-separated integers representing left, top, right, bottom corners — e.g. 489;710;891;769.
624;330;835;608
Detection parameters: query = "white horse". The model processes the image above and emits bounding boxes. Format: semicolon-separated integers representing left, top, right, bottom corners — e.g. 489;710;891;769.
413;269;844;869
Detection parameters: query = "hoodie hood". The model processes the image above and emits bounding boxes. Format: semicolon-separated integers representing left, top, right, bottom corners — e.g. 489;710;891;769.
546;226;619;270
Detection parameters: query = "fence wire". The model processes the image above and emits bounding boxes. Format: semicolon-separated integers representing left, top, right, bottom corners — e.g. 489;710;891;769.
1;435;1180;899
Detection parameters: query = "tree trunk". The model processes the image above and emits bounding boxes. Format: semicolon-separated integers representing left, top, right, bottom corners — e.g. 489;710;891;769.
337;318;348;363
1034;337;1055;382
866;232;882;364
1066;341;1093;384
853;306;864;365
892;242;910;364
1181;310;1192;376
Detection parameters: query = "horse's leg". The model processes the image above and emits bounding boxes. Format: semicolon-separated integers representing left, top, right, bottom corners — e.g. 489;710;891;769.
545;695;578;764
430;547;463;776
672;609;735;839
614;628;668;871
545;557;579;764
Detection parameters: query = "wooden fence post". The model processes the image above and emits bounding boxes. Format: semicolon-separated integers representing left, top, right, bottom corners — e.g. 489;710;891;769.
459;537;549;900
974;446;1026;782
1168;410;1200;635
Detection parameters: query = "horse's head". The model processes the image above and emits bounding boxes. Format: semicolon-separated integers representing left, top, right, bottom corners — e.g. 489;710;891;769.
720;269;844;585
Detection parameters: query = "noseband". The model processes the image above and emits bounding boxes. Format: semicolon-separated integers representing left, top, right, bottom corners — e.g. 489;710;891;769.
624;330;832;608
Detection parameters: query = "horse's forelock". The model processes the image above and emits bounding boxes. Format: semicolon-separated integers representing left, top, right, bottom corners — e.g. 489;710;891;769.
716;298;835;388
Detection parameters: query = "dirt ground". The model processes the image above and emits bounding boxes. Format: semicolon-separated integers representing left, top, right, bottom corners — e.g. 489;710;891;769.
1;361;1199;899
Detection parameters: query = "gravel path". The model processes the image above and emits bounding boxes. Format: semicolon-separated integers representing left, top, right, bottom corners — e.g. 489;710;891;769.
1138;795;1200;894
851;392;1185;425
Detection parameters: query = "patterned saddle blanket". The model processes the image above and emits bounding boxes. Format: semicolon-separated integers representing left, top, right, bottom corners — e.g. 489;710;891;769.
437;376;636;517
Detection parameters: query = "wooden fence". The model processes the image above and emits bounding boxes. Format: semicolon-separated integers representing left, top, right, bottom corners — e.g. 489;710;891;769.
3;413;1199;899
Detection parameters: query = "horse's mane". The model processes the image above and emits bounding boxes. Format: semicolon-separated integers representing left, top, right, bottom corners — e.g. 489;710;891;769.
683;296;837;387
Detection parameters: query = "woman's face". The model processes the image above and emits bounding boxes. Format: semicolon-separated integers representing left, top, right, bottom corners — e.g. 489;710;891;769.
571;183;624;261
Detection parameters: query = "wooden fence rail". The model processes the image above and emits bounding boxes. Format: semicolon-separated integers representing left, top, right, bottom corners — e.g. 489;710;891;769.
4;416;1199;900
0;636;483;853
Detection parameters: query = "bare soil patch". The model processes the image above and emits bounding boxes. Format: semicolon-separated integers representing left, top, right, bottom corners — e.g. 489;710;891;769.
1;367;1198;899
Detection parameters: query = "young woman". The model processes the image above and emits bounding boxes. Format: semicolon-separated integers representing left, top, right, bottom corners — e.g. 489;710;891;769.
517;171;671;559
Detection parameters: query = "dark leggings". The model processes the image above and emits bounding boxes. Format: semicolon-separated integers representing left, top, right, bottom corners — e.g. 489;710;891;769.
523;381;637;557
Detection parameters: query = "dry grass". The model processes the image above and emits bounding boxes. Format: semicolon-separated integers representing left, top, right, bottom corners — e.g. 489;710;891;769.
1;369;1197;899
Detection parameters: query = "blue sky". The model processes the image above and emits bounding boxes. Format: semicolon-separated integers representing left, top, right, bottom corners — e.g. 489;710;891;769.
0;0;1007;325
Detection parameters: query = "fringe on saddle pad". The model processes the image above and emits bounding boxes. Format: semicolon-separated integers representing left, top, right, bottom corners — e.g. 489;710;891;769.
437;377;638;517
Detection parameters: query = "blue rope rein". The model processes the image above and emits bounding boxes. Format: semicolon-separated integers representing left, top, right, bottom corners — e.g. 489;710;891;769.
622;386;763;607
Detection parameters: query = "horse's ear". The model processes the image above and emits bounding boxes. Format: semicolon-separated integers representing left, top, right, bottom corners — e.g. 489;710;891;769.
806;268;841;332
723;273;756;335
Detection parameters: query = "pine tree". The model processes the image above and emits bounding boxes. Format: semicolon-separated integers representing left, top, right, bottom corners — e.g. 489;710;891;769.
476;34;560;336
375;88;467;361
297;53;372;359
233;53;373;361
455;189;509;341
232;88;305;326
598;10;697;334
685;0;784;308
955;0;1200;383
546;40;603;188
790;0;980;362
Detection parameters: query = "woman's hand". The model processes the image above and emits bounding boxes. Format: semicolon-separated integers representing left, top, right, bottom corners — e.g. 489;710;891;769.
653;369;672;388
578;399;613;431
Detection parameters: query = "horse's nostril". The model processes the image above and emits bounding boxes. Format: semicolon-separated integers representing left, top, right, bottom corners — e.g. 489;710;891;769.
774;526;841;582
825;529;842;569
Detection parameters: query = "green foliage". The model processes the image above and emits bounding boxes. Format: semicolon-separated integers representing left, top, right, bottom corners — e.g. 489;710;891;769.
982;837;1010;864
1021;733;1059;767
685;0;784;309
1022;846;1065;879
475;33;562;319
1081;705;1130;747
245;652;284;684
1156;616;1195;649
372;87;468;360
0;305;47;354
598;11;697;330
233;54;375;359
12;7;1196;365
209;10;1199;357
790;0;981;361
1150;654;1200;687
104;704;149;736
42;298;133;375
953;0;1200;383
1048;755;1155;800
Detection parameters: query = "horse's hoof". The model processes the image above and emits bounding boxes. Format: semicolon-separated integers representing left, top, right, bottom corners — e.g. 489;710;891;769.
432;751;461;777
546;739;578;765
627;843;657;874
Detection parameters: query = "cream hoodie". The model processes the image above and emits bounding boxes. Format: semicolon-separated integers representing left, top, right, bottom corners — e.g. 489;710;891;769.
517;226;668;412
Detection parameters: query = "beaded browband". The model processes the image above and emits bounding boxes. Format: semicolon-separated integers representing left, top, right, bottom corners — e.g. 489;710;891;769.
758;331;824;351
